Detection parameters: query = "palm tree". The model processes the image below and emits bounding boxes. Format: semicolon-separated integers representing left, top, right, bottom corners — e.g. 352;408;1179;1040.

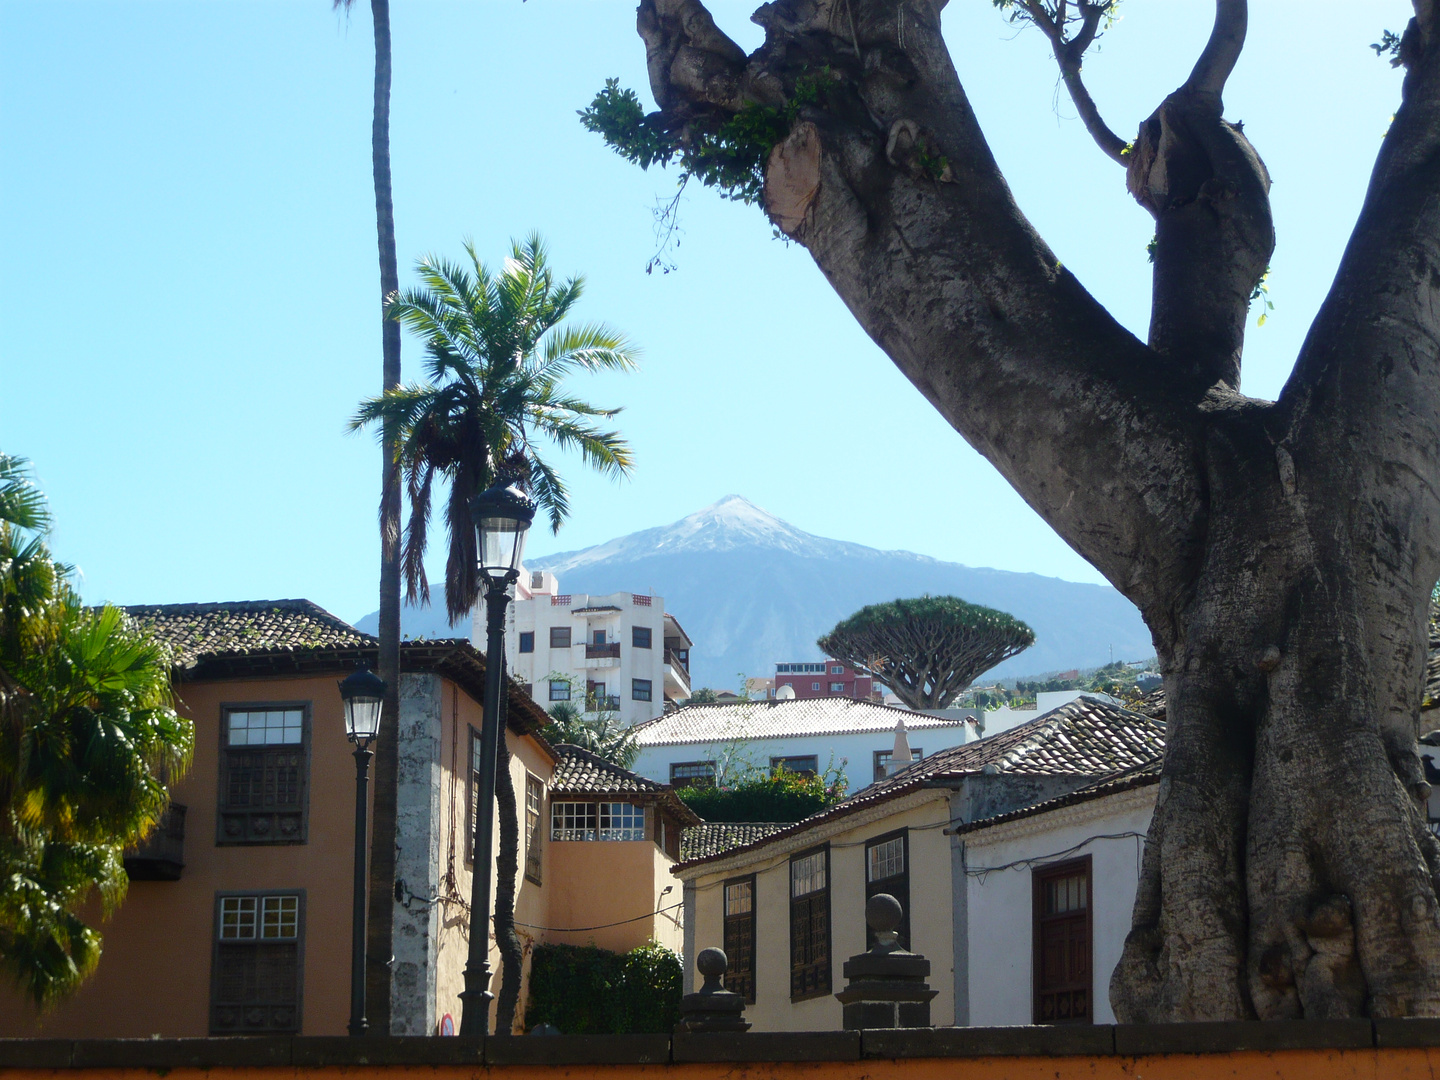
351;234;636;1032
351;233;637;623
332;0;403;1030
0;455;192;1006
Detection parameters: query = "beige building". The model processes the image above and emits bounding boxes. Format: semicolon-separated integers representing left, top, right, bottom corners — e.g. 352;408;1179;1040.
0;600;692;1040
673;697;1164;1031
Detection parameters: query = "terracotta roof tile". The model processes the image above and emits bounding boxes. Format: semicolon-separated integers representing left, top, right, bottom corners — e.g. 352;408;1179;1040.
550;744;702;826
125;599;372;666
675;696;1164;871
679;822;790;862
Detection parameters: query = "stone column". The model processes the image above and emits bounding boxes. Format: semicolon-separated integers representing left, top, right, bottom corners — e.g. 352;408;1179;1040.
835;894;938;1030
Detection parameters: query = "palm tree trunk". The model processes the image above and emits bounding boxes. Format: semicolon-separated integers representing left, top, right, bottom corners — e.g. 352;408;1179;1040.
493;728;524;1033
365;0;403;1036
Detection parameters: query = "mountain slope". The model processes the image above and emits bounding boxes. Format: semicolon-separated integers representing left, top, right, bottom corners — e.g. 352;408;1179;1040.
355;496;1152;689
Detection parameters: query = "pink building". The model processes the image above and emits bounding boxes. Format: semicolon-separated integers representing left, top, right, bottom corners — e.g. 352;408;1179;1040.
774;660;876;701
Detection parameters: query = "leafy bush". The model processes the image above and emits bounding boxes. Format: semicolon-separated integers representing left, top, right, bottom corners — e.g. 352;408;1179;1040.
676;767;845;823
526;941;682;1034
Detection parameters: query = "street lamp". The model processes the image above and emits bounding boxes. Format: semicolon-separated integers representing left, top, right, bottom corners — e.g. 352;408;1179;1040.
340;663;386;1038
459;477;535;1037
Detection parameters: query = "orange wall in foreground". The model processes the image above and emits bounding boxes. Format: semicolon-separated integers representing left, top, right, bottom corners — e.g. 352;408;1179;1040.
0;1047;1436;1079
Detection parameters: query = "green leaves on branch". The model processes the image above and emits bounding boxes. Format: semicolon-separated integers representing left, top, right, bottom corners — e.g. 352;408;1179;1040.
675;766;846;823
527;942;682;1034
579;72;837;206
1372;29;1404;67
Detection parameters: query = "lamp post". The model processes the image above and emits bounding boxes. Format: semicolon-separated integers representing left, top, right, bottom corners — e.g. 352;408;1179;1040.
340;664;386;1038
458;477;535;1037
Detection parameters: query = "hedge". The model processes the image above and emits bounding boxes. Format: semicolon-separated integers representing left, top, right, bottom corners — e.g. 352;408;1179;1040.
525;941;682;1034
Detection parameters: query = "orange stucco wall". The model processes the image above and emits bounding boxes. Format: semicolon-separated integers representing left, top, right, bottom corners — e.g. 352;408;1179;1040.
546;835;678;955
0;671;555;1040
0;1047;1434;1079
0;673;362;1039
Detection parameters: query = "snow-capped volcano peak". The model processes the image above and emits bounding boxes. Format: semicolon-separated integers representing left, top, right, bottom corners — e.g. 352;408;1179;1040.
532;496;859;574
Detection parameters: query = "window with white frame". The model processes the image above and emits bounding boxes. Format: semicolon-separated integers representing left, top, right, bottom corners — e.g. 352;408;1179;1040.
548;680;571;701
831;665;844;675
211;893;302;1034
524;774;543;883
829;682;845;693
550;800;645;841
220;706;308;845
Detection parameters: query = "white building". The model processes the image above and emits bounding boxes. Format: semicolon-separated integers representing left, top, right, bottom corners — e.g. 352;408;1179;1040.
926;689;1118;737
494;568;694;726
671;696;1164;1030
630;697;978;792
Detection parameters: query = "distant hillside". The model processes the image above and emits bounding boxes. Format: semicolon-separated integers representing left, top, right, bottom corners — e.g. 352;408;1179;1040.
355;496;1153;691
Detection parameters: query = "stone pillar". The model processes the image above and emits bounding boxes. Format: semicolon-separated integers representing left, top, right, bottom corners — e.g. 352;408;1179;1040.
675;948;750;1033
835;894;938;1030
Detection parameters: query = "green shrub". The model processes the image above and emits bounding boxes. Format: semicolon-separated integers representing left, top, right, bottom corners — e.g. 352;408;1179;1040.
526;941;682;1034
676;768;845;823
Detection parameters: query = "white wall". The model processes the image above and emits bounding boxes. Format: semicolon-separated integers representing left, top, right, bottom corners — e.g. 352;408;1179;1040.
979;691;1113;736
633;724;973;793
961;785;1155;1026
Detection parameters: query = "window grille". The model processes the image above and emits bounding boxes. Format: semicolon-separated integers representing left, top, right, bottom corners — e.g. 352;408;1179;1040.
789;847;830;1000
211;893;302;1034
724;876;757;1003
219;707;308;845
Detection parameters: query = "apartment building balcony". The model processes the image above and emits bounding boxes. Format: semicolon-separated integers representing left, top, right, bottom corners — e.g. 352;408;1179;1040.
583;642;621;668
664;647;691;700
123;803;186;881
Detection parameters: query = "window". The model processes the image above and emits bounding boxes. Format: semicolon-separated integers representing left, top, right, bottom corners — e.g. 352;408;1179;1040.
831;665;844;675
829;682;846;693
551;801;645;841
771;755;818;777
524;775;543;884
873;749;924;782
632;678;653;702
724;876;757;1003
1033;857;1092;1025
790;846;830;1000
593;629;607;645
219;706;308;845
518;631;534;653
466;727;483;862
670;761;716;788
865;830;910;950
550;626;571;648
548;680;571;701
633;626;652;649
811;682;821;691
211;892;303;1034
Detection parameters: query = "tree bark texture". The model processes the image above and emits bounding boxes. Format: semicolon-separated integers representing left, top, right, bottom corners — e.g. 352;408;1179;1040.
366;0;404;1034
633;0;1440;1020
492;726;524;1034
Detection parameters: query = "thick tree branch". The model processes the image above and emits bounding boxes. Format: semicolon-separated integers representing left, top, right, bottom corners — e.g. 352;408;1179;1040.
640;0;1215;622
1184;0;1247;97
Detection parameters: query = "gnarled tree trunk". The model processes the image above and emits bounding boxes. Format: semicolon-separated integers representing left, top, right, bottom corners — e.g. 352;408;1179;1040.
630;0;1440;1020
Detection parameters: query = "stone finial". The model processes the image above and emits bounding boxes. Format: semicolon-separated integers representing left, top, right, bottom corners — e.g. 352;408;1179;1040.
835;893;937;1030
676;948;751;1033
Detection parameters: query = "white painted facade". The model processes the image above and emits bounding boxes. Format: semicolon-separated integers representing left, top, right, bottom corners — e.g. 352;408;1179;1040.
490;567;693;726
959;783;1154;1026
675;774;1157;1030
634;724;974;792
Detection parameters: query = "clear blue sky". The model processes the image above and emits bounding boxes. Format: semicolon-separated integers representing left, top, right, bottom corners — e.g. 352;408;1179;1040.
0;1;1409;625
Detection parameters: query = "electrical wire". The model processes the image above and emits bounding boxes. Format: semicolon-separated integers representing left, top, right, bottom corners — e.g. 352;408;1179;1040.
512;901;684;933
963;832;1146;882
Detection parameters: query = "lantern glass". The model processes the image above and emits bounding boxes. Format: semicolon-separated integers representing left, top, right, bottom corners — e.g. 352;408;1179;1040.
339;667;387;745
469;480;536;582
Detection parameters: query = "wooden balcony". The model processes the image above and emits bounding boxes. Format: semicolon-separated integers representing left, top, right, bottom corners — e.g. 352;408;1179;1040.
123;803;186;881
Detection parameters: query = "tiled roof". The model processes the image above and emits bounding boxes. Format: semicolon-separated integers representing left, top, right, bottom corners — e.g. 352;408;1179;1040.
1132;688;1166;721
550;744;702;826
679;822;790;862
675;696;1164;870
633;697;969;746
951;754;1163;836
551;744;669;795
125;599;372;666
